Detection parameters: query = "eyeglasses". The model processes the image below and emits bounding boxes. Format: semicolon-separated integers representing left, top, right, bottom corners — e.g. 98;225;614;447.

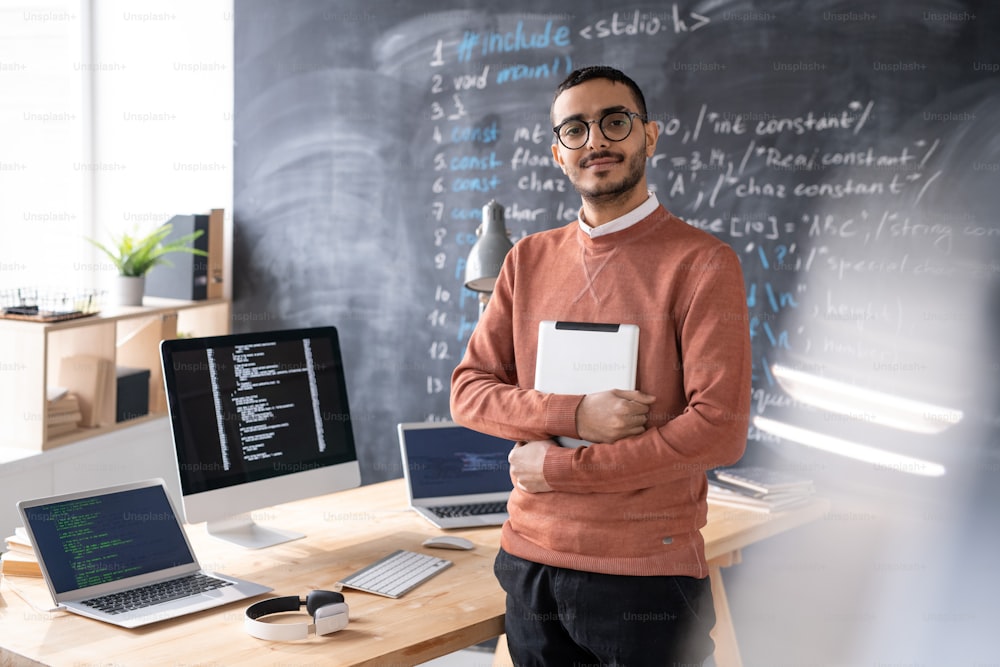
552;111;647;150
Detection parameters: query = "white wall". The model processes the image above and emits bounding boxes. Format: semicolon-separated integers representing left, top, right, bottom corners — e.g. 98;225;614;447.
0;0;233;535
89;0;234;299
0;0;88;292
0;418;180;540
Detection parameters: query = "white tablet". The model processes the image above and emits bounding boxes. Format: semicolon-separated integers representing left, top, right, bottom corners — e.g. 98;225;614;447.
534;321;640;447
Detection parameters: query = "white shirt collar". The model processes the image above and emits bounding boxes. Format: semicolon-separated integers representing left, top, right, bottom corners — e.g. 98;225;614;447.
577;192;659;239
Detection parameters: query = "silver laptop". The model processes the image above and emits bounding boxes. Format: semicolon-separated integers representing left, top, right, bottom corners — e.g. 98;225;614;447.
16;479;271;628
397;421;513;529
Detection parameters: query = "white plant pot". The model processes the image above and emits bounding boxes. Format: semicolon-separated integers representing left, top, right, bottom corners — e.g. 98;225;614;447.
115;275;145;306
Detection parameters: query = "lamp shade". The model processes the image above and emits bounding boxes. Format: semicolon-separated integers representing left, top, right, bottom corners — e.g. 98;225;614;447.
464;200;513;293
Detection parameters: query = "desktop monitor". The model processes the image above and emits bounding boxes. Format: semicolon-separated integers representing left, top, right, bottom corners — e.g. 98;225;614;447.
160;326;361;548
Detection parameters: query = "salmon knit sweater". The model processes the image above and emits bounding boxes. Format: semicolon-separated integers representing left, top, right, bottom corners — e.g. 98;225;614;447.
450;204;752;578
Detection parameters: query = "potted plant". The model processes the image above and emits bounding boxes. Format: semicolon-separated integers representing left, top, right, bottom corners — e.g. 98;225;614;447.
87;223;207;306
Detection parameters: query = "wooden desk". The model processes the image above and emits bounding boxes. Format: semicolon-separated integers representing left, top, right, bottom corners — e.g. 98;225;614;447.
0;480;828;666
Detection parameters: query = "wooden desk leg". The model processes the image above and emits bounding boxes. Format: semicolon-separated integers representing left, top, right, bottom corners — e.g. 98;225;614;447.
492;633;513;667
709;551;743;667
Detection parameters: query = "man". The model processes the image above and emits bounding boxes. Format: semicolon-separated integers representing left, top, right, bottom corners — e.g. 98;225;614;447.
450;66;752;666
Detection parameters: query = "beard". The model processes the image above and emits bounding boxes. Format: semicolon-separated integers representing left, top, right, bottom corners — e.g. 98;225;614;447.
568;145;647;204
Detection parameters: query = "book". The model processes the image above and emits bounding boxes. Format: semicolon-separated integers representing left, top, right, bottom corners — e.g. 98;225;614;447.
707;466;816;514
4;529;34;556
1;550;42;577
707;483;813;513
46;385;70;402
46;409;83;426
4;540;34;556
713;466;814;496
47;391;81;416
46;421;81;438
47;391;83;432
58;355;113;427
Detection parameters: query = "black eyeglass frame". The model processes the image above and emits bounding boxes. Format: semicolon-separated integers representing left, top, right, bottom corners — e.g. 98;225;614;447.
552;111;648;150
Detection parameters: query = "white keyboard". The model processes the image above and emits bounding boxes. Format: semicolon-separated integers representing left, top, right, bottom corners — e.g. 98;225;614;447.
338;550;452;598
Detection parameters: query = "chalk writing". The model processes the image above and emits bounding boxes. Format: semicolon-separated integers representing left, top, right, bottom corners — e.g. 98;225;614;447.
233;3;1000;462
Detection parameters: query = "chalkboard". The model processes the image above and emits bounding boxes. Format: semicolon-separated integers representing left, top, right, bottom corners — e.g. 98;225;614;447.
232;0;1000;490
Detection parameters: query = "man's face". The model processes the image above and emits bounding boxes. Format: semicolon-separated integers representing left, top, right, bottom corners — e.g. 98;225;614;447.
550;78;658;203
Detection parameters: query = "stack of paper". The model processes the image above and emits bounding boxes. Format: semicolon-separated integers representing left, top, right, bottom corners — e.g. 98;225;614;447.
1;527;41;577
46;389;83;438
707;466;816;513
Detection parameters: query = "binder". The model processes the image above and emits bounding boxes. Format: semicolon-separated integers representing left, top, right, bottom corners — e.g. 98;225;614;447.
144;210;224;300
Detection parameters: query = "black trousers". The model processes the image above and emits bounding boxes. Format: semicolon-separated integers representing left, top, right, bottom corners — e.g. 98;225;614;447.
495;548;716;667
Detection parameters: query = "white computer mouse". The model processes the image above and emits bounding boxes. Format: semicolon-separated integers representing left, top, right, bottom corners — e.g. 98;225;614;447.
422;535;475;550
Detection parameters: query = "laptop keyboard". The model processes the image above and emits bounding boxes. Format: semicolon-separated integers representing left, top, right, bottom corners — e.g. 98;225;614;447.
81;573;233;615
339;549;452;598
428;501;508;518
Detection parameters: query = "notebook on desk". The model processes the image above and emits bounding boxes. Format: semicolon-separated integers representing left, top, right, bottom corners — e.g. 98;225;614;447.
397;421;514;529
16;479;271;628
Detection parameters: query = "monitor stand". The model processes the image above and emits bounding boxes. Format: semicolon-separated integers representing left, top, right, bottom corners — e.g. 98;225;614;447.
205;514;305;549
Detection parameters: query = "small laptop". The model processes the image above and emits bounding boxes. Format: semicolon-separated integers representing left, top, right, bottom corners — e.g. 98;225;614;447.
397;421;514;529
16;479;272;628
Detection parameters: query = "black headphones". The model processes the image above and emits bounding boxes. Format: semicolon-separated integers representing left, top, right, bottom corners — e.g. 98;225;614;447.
244;590;349;641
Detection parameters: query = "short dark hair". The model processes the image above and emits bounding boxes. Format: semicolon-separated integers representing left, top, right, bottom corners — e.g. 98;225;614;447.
552;66;648;119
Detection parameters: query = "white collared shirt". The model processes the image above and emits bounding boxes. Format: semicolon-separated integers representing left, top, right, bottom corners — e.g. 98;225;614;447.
577;192;659;239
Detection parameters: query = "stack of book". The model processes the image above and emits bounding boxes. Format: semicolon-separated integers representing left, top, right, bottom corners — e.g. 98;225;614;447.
1;527;41;577
707;466;816;513
46;388;83;438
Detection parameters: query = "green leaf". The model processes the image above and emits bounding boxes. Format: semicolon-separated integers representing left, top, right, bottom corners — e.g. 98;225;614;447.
85;222;208;277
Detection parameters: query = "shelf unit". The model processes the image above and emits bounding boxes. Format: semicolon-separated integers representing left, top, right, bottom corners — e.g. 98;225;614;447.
0;297;230;452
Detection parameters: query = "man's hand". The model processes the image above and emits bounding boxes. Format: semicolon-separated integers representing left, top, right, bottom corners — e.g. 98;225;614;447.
576;389;657;444
508;440;556;493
